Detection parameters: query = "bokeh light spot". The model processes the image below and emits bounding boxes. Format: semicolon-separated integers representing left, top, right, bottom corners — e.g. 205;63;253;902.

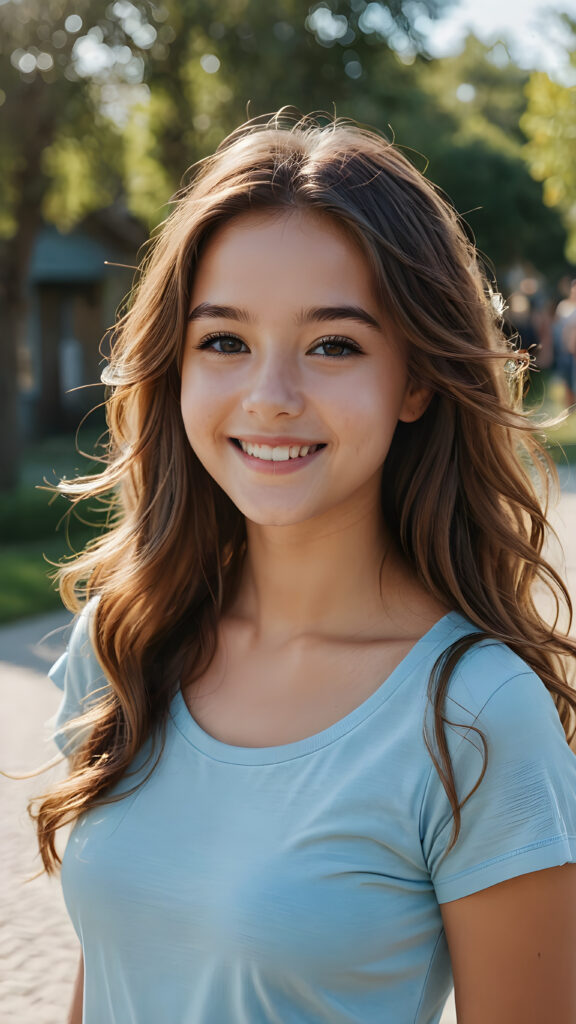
200;54;221;74
65;14;83;34
18;53;37;74
456;83;476;102
307;7;349;42
36;52;54;71
194;113;212;131
344;59;363;79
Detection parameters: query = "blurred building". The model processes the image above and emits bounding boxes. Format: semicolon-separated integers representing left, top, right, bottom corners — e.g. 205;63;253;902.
20;206;146;438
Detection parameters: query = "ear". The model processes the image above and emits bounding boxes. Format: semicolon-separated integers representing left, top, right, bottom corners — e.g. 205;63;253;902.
398;380;433;423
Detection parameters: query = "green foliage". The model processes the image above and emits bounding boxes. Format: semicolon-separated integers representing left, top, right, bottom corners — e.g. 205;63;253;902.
407;36;570;277
0;537;63;624
42;120;122;229
521;69;576;263
0;430;109;621
0;427;109;540
0;484;107;544
0;0;453;239
424;138;569;277
417;35;530;143
122;89;179;225
0;0;158;237
0;138;19;237
0;530;97;624
120;0;457;197
118;10;570;280
0;485;68;542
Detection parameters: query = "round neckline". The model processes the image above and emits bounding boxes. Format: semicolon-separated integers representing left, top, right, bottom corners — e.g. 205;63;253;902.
170;611;469;765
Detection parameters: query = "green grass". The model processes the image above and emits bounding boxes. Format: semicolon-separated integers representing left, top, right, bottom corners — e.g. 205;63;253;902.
0;532;94;624
0;429;107;625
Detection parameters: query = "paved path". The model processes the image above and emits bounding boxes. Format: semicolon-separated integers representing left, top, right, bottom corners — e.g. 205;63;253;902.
0;612;77;1023
1;492;574;1022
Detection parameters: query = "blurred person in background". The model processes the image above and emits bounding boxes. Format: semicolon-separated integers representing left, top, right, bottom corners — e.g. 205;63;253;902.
552;278;576;406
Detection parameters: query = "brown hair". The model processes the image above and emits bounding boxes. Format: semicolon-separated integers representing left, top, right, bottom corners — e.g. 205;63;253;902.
32;111;576;872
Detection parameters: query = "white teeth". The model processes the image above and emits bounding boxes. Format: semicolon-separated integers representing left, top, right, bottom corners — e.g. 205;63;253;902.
272;447;290;461
238;441;319;461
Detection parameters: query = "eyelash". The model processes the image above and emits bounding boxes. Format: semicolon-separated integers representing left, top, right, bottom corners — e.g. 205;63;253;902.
197;332;363;358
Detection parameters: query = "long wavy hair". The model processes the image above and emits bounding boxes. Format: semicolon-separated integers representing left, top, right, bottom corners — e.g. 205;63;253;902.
32;111;576;872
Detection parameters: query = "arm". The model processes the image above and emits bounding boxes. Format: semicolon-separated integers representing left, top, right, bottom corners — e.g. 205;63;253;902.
563;320;576;355
67;952;84;1024
441;864;576;1024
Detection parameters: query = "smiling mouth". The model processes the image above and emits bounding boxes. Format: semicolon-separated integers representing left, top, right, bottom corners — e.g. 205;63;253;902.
232;439;326;462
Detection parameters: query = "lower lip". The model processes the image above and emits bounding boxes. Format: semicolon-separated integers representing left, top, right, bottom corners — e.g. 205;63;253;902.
230;442;325;474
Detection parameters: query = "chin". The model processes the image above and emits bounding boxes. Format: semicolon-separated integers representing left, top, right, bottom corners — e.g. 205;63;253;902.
241;504;317;529
244;513;305;528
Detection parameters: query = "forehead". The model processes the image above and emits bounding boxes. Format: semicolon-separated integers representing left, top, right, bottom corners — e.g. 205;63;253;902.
190;210;378;310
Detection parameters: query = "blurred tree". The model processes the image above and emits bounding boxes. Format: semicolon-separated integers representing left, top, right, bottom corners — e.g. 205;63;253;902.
412;35;570;279
123;10;569;281
121;0;456;222
417;35;529;141
0;0;162;489
521;34;576;263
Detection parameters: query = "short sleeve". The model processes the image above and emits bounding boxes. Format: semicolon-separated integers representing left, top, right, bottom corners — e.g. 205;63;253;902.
48;599;110;754
420;659;576;903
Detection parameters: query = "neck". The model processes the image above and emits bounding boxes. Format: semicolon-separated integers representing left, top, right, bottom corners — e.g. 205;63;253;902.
230;499;399;644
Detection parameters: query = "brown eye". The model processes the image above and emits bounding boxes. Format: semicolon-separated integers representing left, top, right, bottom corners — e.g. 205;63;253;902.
199;333;248;354
310;336;363;358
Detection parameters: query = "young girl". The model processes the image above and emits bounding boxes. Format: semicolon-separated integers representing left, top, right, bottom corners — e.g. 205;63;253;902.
35;113;576;1024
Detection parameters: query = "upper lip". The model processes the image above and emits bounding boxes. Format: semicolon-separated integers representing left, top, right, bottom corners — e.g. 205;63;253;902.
231;436;326;446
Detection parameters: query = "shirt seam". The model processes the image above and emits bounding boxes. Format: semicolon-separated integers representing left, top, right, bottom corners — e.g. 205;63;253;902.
413;926;447;1022
418;669;537;846
435;832;576;889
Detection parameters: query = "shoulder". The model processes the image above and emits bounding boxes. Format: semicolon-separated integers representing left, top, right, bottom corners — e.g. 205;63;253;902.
421;618;575;838
49;597;103;687
421;621;576;900
436;617;561;735
49;597;109;753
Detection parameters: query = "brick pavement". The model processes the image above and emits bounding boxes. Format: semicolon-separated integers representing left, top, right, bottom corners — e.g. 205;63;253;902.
1;613;77;1023
1;489;574;1022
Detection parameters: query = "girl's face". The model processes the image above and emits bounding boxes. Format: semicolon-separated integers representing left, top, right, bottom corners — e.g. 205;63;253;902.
181;210;429;529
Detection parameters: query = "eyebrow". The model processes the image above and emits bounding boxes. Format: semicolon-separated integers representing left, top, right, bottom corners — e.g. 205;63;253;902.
187;303;252;323
300;305;382;330
187;302;382;331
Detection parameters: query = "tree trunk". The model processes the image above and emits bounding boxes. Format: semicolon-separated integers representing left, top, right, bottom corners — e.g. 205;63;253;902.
0;256;22;491
0;76;55;491
0;203;43;491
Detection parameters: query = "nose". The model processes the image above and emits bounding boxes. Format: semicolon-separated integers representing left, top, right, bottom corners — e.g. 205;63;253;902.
241;353;305;419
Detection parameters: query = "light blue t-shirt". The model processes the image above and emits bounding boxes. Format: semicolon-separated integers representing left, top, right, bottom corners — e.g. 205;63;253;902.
50;605;576;1024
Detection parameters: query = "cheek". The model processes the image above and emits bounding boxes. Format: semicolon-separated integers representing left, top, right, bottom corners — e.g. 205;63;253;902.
181;384;212;456
338;375;405;457
180;367;223;435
